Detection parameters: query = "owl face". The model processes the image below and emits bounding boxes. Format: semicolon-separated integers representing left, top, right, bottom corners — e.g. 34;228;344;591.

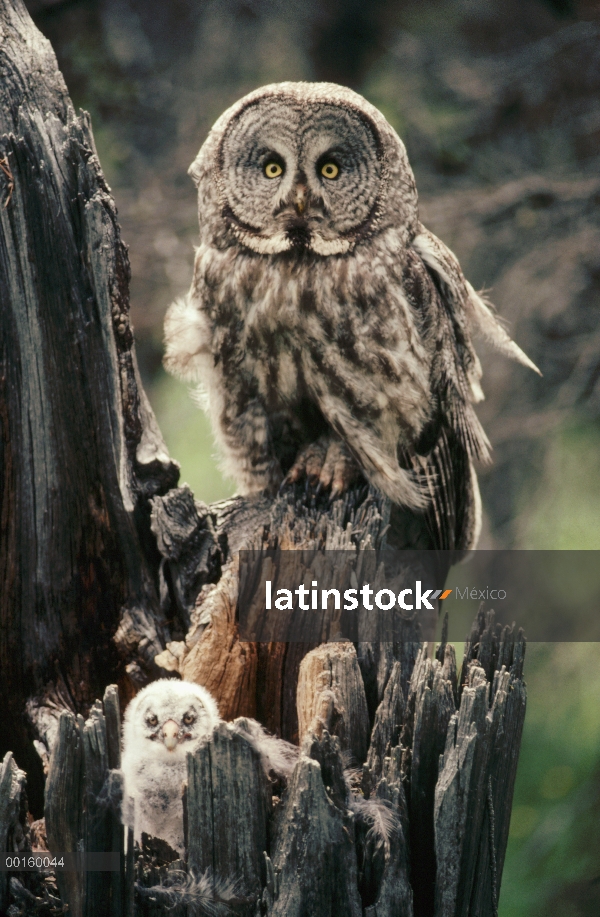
191;83;418;257
122;679;220;766
217;96;383;256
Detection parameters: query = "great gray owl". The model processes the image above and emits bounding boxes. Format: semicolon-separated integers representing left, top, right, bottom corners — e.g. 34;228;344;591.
121;679;220;854
164;82;539;552
121;680;298;855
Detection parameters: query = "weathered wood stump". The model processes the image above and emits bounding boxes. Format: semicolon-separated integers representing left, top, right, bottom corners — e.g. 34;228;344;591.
44;686;129;917
187;722;271;901
0;753;27;913
297;642;370;761
0;608;525;916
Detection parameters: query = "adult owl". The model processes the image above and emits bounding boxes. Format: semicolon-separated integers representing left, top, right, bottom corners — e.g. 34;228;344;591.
121;679;220;854
164;82;538;552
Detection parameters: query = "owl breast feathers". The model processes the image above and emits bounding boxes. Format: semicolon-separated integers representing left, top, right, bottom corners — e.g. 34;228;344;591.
164;81;539;552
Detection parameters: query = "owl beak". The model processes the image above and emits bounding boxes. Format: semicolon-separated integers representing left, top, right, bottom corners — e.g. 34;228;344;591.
162;719;180;751
294;183;308;215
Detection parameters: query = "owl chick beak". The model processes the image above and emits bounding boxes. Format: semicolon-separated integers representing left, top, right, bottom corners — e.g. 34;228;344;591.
162;719;180;752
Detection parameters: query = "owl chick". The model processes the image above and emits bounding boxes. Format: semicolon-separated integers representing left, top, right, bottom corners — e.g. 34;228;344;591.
164;82;539;552
121;680;299;856
121;678;220;854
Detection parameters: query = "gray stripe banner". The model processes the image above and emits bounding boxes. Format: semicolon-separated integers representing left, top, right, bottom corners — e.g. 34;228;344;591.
238;549;600;642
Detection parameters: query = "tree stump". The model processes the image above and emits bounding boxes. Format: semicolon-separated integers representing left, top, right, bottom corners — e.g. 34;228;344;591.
186;722;271;902
0;753;27;913
297;642;370;763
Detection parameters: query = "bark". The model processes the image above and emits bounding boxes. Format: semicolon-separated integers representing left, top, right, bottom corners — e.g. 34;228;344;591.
406;645;458;917
0;752;27;912
297;642;370;763
433;614;527;917
267;753;363;917
44;687;131;917
0;0;179;810
186;721;271;906
366;661;405;781
43;713;84;915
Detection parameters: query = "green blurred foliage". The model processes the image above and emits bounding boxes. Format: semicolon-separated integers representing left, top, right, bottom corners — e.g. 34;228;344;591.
517;421;600;550
150;371;235;504
499;426;600;916
501;643;600;917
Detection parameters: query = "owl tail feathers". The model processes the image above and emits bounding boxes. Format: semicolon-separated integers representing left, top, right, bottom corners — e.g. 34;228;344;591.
466;283;542;376
350;437;429;510
368;463;429;510
163;295;209;383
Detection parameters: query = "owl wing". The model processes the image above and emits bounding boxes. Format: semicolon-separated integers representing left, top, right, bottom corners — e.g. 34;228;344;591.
392;225;540;553
411;224;539;383
393;427;481;553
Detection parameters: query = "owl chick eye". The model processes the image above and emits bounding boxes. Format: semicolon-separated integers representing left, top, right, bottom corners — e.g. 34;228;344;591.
264;161;284;179
147;714;158;728
182;713;196;726
320;162;339;180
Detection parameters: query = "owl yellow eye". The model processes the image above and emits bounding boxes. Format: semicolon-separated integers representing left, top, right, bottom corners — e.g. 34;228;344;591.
264;161;283;179
183;713;195;726
320;162;339;180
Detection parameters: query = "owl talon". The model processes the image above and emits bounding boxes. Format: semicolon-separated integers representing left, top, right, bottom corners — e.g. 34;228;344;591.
285;467;301;485
286;437;361;500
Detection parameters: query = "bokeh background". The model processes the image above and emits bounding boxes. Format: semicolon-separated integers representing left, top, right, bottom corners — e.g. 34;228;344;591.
27;0;600;913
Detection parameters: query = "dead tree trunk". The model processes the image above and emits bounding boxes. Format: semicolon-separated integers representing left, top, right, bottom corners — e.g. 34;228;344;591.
0;0;179;811
0;3;527;915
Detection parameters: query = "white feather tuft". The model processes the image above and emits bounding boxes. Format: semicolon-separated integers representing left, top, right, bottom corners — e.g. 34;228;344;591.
230;718;299;779
136;868;248;915
343;768;402;854
466;283;541;375
348;793;401;853
163;295;211;383
309;233;353;256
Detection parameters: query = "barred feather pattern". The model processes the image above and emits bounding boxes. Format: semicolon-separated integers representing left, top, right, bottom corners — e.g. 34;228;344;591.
164;82;538;552
136;868;249;916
